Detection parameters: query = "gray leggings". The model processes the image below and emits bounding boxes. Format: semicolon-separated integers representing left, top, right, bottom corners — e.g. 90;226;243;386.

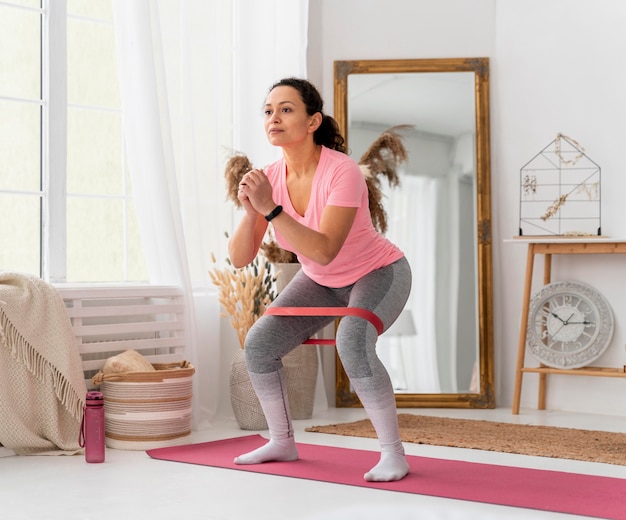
244;257;412;379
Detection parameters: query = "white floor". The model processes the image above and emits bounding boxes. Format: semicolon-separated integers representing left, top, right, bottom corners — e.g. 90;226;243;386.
2;406;626;520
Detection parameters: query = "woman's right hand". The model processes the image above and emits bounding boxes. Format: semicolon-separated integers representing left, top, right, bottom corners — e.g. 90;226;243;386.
238;168;277;217
230;172;270;267
237;173;258;217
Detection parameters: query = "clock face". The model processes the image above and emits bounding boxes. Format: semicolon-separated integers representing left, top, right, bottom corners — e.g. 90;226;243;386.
527;281;614;369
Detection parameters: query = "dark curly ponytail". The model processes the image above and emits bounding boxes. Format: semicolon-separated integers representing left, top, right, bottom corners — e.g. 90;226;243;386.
268;77;346;153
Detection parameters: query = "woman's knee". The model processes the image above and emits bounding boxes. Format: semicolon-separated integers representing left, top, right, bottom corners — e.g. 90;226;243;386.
243;320;279;372
336;318;374;378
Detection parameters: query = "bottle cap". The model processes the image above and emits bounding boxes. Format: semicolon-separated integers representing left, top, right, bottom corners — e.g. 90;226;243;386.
86;391;104;405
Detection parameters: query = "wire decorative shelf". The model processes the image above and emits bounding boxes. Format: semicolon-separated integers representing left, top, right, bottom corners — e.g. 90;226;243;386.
519;134;601;236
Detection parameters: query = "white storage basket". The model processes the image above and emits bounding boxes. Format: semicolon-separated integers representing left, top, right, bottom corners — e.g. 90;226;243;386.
92;361;194;450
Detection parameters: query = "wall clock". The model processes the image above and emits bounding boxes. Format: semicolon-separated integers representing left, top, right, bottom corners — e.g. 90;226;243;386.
527;281;614;369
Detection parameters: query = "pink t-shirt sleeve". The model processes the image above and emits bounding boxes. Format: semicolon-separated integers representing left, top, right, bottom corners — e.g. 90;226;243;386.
325;158;365;208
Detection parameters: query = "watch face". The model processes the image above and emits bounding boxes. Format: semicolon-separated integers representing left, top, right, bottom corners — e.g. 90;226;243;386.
527;281;614;369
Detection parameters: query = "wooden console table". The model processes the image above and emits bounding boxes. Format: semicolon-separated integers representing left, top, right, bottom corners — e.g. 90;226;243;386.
511;238;626;415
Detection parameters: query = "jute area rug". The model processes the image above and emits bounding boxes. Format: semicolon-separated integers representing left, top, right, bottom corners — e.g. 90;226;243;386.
305;414;626;466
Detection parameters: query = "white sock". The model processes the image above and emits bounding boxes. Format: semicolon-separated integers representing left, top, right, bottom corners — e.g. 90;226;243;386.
234;437;298;464
364;440;409;482
233;369;299;465
351;373;409;482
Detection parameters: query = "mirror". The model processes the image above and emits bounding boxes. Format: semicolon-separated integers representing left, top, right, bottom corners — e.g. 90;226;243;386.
334;58;494;408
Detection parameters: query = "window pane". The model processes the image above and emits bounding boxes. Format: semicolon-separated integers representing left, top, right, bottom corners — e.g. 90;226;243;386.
67;198;125;282
0;193;40;275
9;1;41;8
0;3;41;278
67;0;113;21
67;108;122;195
0;100;41;191
67;17;119;108
0;5;41;99
65;2;147;283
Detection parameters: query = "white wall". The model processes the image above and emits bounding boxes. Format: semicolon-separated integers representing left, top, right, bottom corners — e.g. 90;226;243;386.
494;0;626;415
314;0;626;415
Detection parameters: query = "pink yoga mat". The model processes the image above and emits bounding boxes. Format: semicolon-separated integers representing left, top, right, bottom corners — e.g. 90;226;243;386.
147;434;626;519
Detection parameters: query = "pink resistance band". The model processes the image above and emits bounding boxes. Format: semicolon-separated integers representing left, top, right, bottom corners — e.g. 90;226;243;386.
263;307;384;345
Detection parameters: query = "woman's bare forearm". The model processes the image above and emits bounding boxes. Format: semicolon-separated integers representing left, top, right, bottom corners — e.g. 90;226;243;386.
270;206;356;266
229;213;267;268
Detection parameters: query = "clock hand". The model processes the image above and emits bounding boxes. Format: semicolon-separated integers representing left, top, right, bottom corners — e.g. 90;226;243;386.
550;312;566;323
547;313;578;339
548;321;568;339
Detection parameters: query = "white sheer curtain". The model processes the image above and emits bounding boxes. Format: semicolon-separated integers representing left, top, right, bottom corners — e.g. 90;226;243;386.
435;173;461;392
234;0;309;167
112;0;310;429
378;173;462;393
232;0;328;414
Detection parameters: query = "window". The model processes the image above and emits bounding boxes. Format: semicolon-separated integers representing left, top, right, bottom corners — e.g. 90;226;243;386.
0;0;147;283
0;0;43;276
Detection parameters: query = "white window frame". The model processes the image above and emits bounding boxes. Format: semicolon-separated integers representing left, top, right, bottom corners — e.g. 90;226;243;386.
43;0;68;283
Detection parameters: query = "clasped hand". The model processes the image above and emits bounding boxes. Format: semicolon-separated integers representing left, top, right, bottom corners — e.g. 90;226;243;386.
238;168;276;216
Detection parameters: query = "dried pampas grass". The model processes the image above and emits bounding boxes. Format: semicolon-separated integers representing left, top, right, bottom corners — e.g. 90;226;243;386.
358;125;411;234
209;254;277;348
224;153;253;208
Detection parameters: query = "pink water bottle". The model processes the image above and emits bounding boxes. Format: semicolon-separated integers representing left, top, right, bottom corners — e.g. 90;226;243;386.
79;391;105;463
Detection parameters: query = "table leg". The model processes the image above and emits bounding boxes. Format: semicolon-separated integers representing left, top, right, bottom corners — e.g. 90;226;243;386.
512;244;536;414
537;254;553;410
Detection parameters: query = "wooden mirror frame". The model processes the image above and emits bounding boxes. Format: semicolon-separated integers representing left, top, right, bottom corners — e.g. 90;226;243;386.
334;57;495;408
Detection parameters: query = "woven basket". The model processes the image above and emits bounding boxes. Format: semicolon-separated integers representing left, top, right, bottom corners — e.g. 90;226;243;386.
91;361;194;450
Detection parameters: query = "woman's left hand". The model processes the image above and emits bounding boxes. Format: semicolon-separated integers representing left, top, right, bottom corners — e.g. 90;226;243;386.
238;168;276;216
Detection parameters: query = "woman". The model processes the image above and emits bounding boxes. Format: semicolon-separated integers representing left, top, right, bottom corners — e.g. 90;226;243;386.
229;77;412;482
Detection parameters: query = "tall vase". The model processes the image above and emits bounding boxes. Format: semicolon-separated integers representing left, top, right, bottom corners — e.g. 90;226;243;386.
229;348;267;430
283;343;318;420
274;263;319;420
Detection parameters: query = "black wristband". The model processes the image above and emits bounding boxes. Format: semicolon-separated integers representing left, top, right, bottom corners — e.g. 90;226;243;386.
264;205;283;222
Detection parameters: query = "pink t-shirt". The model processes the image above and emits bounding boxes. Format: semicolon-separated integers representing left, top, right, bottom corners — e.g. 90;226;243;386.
265;146;404;288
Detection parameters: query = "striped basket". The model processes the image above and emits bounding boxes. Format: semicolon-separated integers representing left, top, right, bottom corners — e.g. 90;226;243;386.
91;361;194;450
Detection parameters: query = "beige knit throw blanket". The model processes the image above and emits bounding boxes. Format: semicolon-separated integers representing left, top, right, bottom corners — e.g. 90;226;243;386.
0;272;87;455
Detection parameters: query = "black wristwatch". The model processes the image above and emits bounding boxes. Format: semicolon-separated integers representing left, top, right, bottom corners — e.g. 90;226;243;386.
264;205;283;222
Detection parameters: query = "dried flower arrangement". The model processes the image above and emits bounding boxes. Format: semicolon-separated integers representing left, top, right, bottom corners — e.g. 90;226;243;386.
357;125;410;235
209;249;278;348
223;125;410;262
540;134;586;222
541;194;568;221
